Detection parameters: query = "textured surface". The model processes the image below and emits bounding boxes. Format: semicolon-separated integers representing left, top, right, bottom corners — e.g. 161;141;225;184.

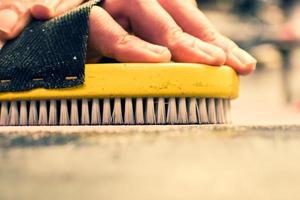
1;125;300;200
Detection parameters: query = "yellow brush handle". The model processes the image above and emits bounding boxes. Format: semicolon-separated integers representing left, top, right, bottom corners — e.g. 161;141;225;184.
0;63;239;101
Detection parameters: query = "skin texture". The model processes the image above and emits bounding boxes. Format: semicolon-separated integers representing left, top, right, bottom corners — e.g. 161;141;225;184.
0;0;257;75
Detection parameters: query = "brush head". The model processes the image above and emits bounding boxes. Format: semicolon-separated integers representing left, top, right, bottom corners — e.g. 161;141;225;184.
0;63;238;126
0;63;239;101
0;97;231;126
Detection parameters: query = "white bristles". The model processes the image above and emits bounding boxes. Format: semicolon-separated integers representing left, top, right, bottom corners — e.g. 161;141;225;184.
91;99;101;125
178;98;188;124
224;99;231;124
167;98;177;124
29;101;38;125
0;102;9;126
188;98;198;124
216;99;225;124
207;98;217;124
81;99;90;125
59;100;70;125
146;98;156;124
38;100;48;125
112;98;123;124
124;98;135;125
102;99;111;125
0;97;232;126
49;100;57;125
135;98;144;124
70;100;79;125
9;101;19;126
20;101;28;125
198;98;209;124
156;98;166;124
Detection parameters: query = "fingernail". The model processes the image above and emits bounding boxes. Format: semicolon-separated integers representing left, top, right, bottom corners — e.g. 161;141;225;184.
0;9;19;34
232;47;257;70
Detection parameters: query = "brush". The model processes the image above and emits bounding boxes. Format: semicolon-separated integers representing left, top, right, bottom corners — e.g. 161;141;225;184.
0;63;239;126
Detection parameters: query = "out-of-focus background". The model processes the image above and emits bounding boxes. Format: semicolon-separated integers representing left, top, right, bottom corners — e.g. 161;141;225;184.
2;1;300;200
198;0;300;124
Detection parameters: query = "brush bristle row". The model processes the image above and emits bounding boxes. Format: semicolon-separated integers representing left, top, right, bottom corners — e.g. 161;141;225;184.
0;97;231;126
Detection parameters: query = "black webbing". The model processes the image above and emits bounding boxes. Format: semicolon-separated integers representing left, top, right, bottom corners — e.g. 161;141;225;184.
0;0;103;92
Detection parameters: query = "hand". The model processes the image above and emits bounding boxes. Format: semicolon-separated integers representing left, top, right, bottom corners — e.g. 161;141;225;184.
0;0;86;46
97;0;257;74
0;0;257;75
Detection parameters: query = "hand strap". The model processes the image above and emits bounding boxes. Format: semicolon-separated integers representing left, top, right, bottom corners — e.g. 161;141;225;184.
0;1;100;92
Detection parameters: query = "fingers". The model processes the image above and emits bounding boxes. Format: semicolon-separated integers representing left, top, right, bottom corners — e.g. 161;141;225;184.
158;0;256;74
0;1;31;41
87;6;171;63
31;0;85;20
126;0;225;66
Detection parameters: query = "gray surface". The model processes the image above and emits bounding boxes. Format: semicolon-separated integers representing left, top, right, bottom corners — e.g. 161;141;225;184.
1;125;300;200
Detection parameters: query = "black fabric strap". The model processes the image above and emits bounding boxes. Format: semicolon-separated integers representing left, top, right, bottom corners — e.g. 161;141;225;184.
0;0;103;92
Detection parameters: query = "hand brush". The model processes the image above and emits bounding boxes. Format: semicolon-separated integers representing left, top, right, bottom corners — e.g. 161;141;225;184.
0;63;239;126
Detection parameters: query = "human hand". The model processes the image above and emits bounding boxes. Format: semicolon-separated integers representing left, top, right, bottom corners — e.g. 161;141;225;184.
0;0;257;75
97;0;257;74
0;0;88;46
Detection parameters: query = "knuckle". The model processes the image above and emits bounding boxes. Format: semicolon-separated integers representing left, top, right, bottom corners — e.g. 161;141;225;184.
113;33;135;56
200;28;218;42
116;33;133;46
220;35;238;52
167;26;184;44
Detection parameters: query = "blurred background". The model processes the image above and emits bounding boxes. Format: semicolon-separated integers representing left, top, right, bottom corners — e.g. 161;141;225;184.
197;0;300;124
